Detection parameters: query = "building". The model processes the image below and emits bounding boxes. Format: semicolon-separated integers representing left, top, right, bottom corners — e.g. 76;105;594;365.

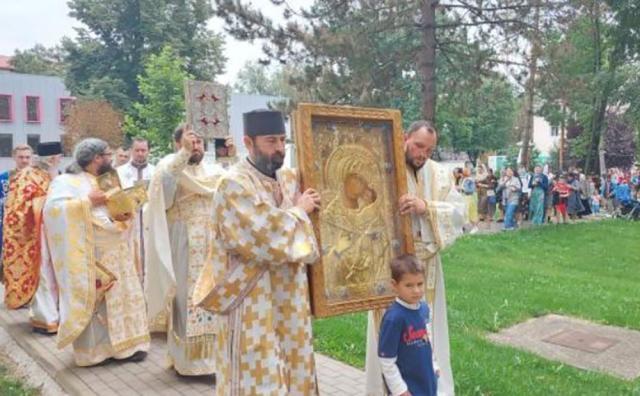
532;115;560;156
0;61;72;170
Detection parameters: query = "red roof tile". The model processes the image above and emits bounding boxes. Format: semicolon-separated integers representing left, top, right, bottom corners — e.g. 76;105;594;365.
0;55;14;71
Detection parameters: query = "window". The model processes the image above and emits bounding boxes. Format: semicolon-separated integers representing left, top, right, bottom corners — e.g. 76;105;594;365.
0;95;12;122
26;96;41;123
0;134;13;157
551;126;559;137
59;97;74;123
27;134;40;151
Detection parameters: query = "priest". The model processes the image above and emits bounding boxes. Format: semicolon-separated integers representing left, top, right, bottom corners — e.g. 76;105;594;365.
44;138;149;366
3;142;62;315
145;125;233;375
0;144;33;281
194;109;321;395
365;120;466;396
117;137;155;283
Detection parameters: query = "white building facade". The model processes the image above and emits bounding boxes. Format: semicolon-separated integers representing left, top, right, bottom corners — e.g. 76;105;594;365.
0;69;72;170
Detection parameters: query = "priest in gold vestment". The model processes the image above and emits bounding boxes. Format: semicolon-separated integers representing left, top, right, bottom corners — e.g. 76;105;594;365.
366;121;466;396
44;139;149;366
145;126;234;375
195;109;321;395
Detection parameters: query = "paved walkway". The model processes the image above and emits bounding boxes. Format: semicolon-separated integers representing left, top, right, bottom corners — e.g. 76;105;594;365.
0;299;365;395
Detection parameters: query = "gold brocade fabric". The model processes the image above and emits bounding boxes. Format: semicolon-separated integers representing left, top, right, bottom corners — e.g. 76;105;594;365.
2;167;51;309
196;159;320;396
167;191;218;339
95;235;149;352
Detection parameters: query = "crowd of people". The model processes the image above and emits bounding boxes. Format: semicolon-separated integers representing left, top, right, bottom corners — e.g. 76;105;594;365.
0;112;472;396
453;162;640;231
0;113;637;395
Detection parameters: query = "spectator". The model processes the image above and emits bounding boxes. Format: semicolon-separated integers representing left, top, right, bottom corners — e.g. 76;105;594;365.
552;174;571;224
482;168;498;225
476;164;489;222
528;165;549;225
497;167;521;231
566;173;584;219
614;178;632;206
514;169;528;226
495;168;506;223
578;173;592;216
462;167;479;233
591;190;602;215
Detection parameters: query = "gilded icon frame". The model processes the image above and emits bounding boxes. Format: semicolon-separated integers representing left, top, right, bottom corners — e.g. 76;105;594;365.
294;103;414;317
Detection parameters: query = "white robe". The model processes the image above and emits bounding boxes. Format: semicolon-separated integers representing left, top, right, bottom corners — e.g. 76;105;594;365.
145;149;223;375
117;162;155;282
29;222;59;333
365;159;466;396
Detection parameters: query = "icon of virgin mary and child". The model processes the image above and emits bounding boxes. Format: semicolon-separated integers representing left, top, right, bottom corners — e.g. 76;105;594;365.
320;145;391;299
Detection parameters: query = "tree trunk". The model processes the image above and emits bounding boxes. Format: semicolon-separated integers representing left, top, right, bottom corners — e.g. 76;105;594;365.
585;0;603;175
560;104;565;172
420;0;437;122
521;0;541;169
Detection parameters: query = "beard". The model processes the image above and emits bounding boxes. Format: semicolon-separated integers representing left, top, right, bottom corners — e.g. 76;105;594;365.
97;161;113;175
405;151;426;172
188;150;204;165
253;150;285;177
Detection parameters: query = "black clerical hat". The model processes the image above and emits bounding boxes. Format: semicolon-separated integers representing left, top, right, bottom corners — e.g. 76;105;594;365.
243;109;285;137
37;142;63;156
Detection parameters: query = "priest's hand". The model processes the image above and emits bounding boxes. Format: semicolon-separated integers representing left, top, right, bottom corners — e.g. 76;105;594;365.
296;188;321;214
88;190;108;207
399;194;426;215
225;136;237;157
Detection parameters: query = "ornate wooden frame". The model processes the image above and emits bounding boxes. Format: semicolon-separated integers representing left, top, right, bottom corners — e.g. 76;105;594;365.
294;103;414;318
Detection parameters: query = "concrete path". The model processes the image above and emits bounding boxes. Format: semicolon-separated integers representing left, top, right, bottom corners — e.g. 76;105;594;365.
0;297;365;395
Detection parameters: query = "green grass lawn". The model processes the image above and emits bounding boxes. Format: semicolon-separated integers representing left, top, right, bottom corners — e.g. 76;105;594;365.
0;365;36;396
312;220;640;395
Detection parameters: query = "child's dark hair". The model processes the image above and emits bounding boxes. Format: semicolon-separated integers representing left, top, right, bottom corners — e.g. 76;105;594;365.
390;254;425;282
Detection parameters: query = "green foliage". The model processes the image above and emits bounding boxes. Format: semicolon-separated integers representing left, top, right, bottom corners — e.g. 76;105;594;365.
439;75;516;163
10;44;65;76
537;2;639;172
314;220;640;394
64;0;225;111
124;46;192;157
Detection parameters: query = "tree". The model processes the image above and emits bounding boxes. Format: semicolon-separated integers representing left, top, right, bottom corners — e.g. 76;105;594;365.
124;46;192;157
64;0;226;110
214;0;569;123
604;111;636;169
62;100;124;154
10;44;65;76
537;0;636;174
439;75;516;163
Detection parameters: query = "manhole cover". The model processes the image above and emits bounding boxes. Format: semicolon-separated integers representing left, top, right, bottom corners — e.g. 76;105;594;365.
543;329;618;353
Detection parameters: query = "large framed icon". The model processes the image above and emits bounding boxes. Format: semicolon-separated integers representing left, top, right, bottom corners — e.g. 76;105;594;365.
293;103;414;317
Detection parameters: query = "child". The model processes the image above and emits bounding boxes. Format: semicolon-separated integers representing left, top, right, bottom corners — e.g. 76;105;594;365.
552;175;571;224
378;255;438;396
591;191;601;215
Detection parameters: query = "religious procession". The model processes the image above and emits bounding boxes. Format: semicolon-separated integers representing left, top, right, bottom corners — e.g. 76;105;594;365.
0;1;639;396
